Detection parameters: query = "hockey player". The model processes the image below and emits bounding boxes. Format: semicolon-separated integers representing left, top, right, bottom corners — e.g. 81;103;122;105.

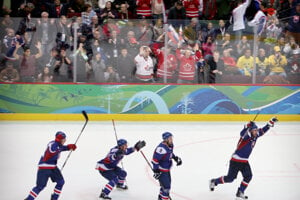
209;116;278;199
152;132;182;200
96;139;146;199
24;131;77;200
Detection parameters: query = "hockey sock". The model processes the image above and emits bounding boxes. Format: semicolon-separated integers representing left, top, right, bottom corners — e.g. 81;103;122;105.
51;188;62;199
51;179;64;199
103;181;115;195
117;178;125;186
214;176;225;185
26;186;43;200
160;187;170;200
239;181;249;193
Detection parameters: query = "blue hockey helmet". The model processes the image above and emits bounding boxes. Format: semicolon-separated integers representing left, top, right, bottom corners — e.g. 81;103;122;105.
117;139;127;147
162;132;173;140
249;123;258;132
55;131;66;142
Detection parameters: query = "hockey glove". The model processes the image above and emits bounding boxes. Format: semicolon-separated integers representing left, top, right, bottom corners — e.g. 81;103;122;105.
173;156;182;166
134;140;146;151
153;169;161;179
268;116;278;127
67;144;77;151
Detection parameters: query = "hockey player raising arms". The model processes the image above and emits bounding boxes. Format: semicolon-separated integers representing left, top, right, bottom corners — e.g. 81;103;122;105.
24;131;77;200
152;132;182;200
209;116;278;199
96;139;145;199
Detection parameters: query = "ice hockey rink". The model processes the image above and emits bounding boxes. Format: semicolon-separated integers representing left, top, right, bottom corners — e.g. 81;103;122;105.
1;120;299;200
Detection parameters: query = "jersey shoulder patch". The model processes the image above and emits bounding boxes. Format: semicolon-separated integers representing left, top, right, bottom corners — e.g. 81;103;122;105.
155;147;167;154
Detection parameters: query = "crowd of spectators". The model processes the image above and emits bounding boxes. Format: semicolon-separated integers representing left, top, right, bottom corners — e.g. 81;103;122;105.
0;0;299;84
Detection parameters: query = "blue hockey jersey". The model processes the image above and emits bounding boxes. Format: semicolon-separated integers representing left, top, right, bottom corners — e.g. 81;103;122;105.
96;146;134;171
38;141;69;169
152;142;174;172
231;124;270;163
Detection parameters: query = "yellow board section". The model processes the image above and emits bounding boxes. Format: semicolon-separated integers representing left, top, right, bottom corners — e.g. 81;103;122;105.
0;114;299;121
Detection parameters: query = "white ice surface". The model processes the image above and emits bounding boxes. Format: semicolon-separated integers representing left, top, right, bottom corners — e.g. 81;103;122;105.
0;121;300;200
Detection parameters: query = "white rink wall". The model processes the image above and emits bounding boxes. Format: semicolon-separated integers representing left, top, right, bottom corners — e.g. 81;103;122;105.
0;121;300;200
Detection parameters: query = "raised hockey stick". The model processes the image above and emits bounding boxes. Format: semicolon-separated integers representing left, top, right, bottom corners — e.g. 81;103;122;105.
252;110;261;121
61;111;89;171
112;119;126;173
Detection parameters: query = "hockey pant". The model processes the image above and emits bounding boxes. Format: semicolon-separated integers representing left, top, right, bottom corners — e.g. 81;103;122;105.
158;171;171;200
99;166;127;195
214;160;252;193
26;168;65;200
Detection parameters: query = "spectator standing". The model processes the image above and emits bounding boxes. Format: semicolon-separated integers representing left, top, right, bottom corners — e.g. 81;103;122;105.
13;42;42;82
90;52;106;82
73;42;90;82
54;48;73;82
99;1;118;24
36;12;56;61
81;3;97;27
117;3;135;20
136;0;152;19
44;0;70;18
287;2;300;44
134;46;154;82
116;47;135;82
202;0;217;20
202;35;216;58
43;48;60;75
183;17;199;43
183;0;200;20
106;30;123;66
152;0;165;20
176;44;202;83
167;1;186;28
152;18;165;42
231;0;251;43
153;45;178;83
2;28;25;60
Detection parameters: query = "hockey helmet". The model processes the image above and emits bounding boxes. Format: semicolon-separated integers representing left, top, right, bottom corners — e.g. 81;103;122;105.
162;132;173;140
249;123;258;132
55;131;66;142
117;139;127;147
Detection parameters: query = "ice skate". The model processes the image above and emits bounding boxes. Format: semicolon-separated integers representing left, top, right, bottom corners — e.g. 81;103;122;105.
99;191;112;199
209;179;216;191
116;183;128;190
236;189;248;199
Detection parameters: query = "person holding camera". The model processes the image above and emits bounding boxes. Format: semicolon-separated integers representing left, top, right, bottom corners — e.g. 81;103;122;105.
268;46;288;78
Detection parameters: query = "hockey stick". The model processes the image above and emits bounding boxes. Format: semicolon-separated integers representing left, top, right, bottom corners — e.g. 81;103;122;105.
252;110;261;121
140;150;153;170
112;119;127;177
61;111;89;171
